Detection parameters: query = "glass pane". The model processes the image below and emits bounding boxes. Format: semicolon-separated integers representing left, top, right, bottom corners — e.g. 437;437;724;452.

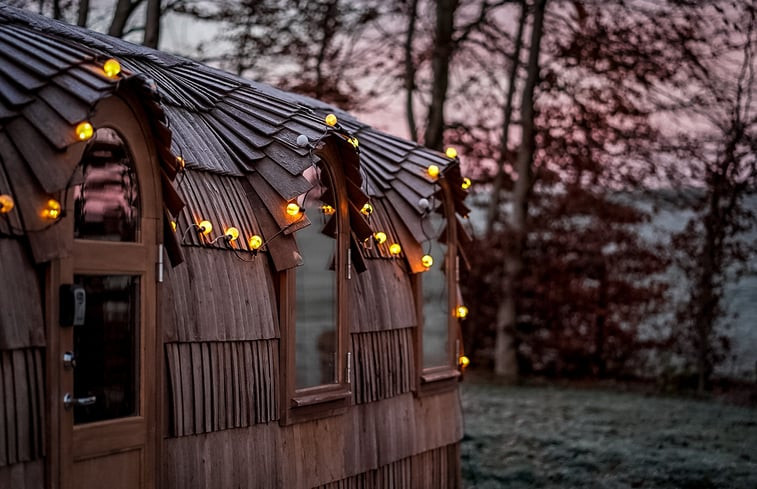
73;275;139;424
74;128;140;241
295;167;337;388
423;212;450;367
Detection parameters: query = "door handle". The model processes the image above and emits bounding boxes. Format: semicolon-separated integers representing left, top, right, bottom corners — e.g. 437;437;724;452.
63;393;96;410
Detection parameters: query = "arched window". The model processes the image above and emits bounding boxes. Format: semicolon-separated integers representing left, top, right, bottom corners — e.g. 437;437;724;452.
295;165;339;388
419;178;460;383
74;128;140;242
281;150;351;423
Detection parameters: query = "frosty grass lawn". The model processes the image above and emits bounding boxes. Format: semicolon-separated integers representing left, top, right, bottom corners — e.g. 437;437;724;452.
461;380;757;489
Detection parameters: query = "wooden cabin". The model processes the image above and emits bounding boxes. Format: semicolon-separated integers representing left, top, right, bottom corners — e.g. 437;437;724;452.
0;6;471;488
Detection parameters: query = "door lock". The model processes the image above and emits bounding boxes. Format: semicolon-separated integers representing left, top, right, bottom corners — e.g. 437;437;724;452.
63;351;76;369
63;393;96;410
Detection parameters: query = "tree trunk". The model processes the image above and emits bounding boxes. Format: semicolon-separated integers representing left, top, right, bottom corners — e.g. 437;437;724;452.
494;0;547;381
404;0;420;142
77;0;90;26
485;0;527;237
53;0;62;19
143;0;161;48
423;0;458;151
109;0;139;38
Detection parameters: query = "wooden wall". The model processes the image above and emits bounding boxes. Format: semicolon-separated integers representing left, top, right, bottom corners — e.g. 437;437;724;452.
0;239;46;481
161;212;463;487
162;391;462;489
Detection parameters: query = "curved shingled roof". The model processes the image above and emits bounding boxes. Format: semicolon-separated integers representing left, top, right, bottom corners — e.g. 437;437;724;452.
0;5;469;271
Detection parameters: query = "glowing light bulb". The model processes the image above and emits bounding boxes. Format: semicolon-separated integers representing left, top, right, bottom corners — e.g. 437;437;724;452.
459;355;470;369
421;254;433;268
103;58;121;78
0;194;14;214
462;177;472;190
361;202;373;215
170;220;177;232
389;243;402;255
198;220;213;235
248;235;263;250
176;156;186;170
325;113;338;126
348;136;359;148
373;231;387;244
41;199;61;220
445;147;458;159
286;202;301;216
321;204;335;215
427;164;440;178
455;305;469;319
224;226;240;242
76;122;94;141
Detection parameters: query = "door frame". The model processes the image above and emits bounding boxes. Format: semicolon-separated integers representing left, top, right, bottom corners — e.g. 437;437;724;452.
45;94;163;489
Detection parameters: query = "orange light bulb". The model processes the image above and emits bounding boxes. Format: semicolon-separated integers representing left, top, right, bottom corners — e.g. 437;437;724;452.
248;235;263;250
198;220;213;235
224;226;240;242
427;165;440;178
76;122;94;141
103;58;121;78
286;202;301;216
0;194;14;214
455;305;469;319
41;199;61;220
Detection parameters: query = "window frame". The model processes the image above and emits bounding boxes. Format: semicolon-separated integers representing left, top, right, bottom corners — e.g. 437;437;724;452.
416;177;461;394
279;152;352;425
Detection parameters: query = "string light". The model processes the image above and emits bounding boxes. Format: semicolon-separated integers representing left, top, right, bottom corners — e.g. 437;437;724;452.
76;122;94;141
41;199;61;220
455;305;469;319
321;204;335;215
348;136;359;148
248;235;263;250
389;243;402;255
170;220;177;232
286;202;301;216
325;113;338;126
0;194;14;214
459;355;470;369
296;134;309;147
198;220;213;235
360;203;373;215
421;254;433;268
373;231;387;244
462;177;472;190
103;58;121;78
176;156;186;170
224;226;239;242
445;147;458;159
427;164;440;179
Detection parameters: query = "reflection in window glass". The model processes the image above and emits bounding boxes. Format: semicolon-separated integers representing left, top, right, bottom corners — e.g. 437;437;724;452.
422;211;449;367
74;128;139;241
73;275;139;424
295;166;337;388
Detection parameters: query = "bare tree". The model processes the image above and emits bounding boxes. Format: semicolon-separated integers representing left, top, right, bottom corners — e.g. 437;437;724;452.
493;0;547;380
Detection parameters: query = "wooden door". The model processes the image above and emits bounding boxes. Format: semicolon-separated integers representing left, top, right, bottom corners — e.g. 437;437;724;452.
49;96;161;489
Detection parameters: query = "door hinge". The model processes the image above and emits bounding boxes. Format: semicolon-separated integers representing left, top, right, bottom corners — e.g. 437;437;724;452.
346;351;352;384
157;244;164;283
